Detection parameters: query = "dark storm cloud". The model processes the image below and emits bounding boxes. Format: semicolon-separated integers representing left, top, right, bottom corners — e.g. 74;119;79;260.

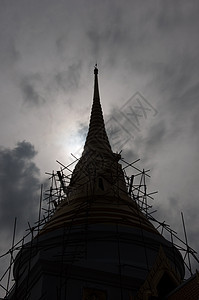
20;74;45;105
0;141;40;234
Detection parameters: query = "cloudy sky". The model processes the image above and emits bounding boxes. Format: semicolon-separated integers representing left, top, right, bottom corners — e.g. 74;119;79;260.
0;0;199;292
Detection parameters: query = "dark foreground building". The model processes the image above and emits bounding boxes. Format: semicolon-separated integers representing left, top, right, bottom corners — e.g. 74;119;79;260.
5;67;199;299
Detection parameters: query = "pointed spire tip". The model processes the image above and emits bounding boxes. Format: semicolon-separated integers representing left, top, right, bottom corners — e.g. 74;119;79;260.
94;63;98;75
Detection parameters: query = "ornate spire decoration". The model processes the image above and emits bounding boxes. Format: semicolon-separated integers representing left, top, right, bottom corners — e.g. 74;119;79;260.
83;65;112;156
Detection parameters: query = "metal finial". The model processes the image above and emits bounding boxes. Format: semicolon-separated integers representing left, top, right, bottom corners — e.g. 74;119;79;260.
94;63;98;75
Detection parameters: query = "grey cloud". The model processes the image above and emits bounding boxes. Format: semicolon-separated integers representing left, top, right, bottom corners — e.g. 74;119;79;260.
55;34;69;57
0;3;20;69
0;37;20;68
86;7;129;64
120;149;139;165
177;81;199;111
144;120;167;155
77;123;88;139
157;2;183;30
13;140;37;160
87;25;123;51
192;112;199;135
87;26;126;66
0;141;40;234
149;57;199;130
161;73;199;126
87;30;101;59
20;74;45;105
54;61;82;92
157;1;199;30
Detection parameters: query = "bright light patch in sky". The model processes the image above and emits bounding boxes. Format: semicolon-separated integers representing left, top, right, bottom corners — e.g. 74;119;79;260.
56;130;85;162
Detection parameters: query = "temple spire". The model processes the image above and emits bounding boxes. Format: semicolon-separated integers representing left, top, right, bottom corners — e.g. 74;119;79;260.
39;67;160;237
83;65;112;154
93;64;99;99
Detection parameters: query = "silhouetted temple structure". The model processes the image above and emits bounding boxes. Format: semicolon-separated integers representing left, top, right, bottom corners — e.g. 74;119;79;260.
4;67;199;299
